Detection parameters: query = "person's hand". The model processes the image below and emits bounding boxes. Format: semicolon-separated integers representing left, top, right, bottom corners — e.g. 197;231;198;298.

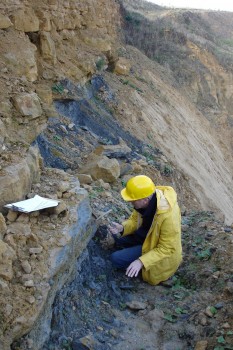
108;221;123;236
126;259;143;277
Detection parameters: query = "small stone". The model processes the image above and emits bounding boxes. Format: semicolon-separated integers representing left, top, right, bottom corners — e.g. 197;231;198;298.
22;274;34;282
24;280;34;287
126;300;148;310
222;322;230;329
204;306;214;318
27;296;36;304
194;340;208;350
27;338;34;348
6;210;18;222
29;247;43;254
49;201;67;215
225;282;233;294
21;260;32;274
68;123;75;130
0;278;9;290
5;304;13;316
16;213;30;223
214;302;225;309
212;271;220;279
60;125;68;134
181;224;189;232
200;317;207;326
58;181;70;193
109;329;117;337
77;174;93;185
62;192;72;199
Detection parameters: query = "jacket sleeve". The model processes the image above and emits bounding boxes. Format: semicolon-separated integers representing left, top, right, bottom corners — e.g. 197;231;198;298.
140;210;181;271
122;210;140;236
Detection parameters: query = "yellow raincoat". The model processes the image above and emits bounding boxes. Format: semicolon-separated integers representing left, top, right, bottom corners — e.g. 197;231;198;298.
122;186;182;285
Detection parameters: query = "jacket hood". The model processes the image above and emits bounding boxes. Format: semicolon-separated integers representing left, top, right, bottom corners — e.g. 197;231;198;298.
155;186;177;213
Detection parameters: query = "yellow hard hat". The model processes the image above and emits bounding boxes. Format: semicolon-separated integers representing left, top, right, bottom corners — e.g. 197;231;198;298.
121;175;156;201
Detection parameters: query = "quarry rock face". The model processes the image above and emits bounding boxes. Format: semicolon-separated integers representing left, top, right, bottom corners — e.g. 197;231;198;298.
0;0;233;348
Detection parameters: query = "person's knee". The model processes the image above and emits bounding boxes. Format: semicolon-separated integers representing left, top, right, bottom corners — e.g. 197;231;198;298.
110;251;120;267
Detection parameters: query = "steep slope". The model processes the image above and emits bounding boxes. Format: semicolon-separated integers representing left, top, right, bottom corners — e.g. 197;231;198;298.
117;0;233;224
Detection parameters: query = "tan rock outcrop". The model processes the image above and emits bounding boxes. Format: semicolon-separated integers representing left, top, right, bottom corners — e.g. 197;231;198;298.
12;8;40;32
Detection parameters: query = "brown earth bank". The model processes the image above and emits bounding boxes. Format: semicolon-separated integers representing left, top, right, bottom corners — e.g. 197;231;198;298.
0;0;233;349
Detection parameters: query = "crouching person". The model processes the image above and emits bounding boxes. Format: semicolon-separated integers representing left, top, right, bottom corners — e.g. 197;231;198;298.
108;175;182;285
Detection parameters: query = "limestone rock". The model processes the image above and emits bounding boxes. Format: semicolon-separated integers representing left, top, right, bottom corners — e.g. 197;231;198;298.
114;57;131;75
77;174;93;185
29;247;43;254
13;93;42;119
36;85;53;106
58;181;70;193
0;240;16;281
49;201;68;215
0;147;40;208
7;210;18;222
12;8;40;32
40;31;57;64
21;260;32;274
80;155;120;183
0;14;12;29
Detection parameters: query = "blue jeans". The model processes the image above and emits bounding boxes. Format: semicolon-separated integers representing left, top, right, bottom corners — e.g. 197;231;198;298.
110;235;142;269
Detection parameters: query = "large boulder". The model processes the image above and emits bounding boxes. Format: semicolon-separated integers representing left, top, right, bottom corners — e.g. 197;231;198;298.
12;93;42;119
80;154;120;183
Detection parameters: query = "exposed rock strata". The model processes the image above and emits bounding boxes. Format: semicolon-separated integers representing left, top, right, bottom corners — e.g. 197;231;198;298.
0;168;95;350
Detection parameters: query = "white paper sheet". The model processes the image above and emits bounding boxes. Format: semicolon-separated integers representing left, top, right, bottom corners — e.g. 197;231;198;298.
5;195;59;213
